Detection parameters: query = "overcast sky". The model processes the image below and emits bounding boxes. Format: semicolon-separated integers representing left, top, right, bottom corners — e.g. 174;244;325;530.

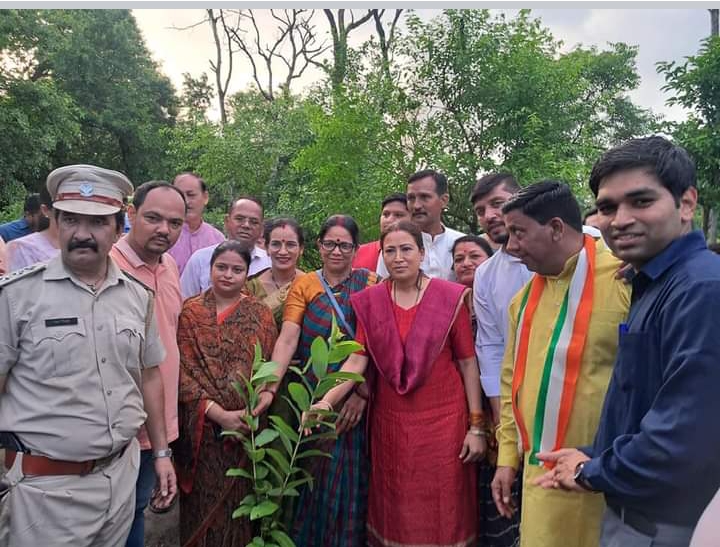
132;8;710;122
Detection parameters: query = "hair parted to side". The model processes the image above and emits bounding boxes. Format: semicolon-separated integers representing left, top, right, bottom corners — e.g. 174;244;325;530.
210;239;252;269
380;219;424;251
408;169;448;195
470;172;520;204
451;234;494;259
318;214;360;246
381;192;408;209
502;180;583;232
264;217;305;247
588;135;696;203
133;180;187;212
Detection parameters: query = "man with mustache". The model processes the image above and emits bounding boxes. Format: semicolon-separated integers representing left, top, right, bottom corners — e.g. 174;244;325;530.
168;172;225;275
0;165;175;546
406;169;466;280
535;136;720;547
180;196;270;298
109;180;187;546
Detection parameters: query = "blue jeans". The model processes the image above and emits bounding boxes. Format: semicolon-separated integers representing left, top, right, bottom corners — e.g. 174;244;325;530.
125;449;155;547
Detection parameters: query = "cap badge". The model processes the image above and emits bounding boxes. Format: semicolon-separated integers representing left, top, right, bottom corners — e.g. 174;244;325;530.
78;183;94;197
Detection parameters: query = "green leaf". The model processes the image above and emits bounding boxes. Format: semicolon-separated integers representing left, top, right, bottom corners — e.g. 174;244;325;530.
253;361;280;383
286;476;313;490
265;447;291;474
261;461;285;484
326;371;365;383
239;493;257;506
327;340;363;363
269;415;299;442
226;467;252;479
232;505;252;518
255;465;269;480
248;448;266;462
310;336;329;378
288;382;310;412
269;530;295;547
255;428;280;447
250;500;279;521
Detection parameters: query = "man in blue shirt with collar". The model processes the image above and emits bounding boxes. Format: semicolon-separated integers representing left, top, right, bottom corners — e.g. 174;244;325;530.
0;193;44;242
533;136;720;546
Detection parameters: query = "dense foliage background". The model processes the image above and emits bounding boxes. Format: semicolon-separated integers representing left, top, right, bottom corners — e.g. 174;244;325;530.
1;9;717;243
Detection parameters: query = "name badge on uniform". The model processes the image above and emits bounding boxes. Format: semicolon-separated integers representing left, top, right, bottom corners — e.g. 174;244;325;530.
45;317;79;327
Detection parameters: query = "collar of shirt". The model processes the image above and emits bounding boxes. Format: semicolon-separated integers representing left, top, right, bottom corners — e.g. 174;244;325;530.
638;230;707;282
44;253;123;288
114;235;174;273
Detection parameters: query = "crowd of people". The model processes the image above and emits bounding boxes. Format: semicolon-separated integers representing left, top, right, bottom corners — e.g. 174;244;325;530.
1;134;720;547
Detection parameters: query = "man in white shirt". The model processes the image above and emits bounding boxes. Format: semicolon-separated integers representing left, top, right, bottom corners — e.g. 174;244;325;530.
406;169;466;280
471;173;529;422
180;196;270;298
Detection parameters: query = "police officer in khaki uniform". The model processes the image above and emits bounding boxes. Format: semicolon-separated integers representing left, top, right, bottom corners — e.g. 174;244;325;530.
0;165;177;547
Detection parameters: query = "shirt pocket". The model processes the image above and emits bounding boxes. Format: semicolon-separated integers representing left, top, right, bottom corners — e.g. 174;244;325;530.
30;320;87;378
614;330;661;413
114;317;145;370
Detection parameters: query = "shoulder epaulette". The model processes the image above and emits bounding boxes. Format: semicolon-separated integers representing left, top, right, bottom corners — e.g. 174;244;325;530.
119;269;156;296
0;263;47;290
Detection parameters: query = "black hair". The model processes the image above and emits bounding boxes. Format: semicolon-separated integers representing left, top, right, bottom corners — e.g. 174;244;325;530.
381;192;408;210
380;219;424;251
451;235;494;259
470;172;521;204
502;180;582;232
583;207;598;223
133;180;187;212
24;193;41;214
408;169;448;195
227;195;264;216
210;240;252;269
318;214;360;246
588;136;696;203
264;217;305;247
39;186;53;209
173;172;208;193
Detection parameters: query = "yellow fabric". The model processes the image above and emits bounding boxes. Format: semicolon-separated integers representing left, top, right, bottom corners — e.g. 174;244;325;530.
497;238;630;547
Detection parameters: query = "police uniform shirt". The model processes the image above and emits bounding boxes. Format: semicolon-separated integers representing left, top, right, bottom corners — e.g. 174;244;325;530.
0;255;165;461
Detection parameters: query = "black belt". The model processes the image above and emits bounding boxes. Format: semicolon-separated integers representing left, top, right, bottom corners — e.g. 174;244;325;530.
608;502;658;537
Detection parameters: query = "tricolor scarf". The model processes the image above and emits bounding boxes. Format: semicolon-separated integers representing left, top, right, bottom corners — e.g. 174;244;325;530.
511;235;596;468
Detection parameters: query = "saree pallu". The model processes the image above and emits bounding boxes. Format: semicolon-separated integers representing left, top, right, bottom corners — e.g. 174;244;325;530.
291;269;375;547
175;290;278;547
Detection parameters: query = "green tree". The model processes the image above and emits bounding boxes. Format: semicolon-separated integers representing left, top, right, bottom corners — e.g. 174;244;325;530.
0;8;178;201
658;35;720;241
400;9;654;231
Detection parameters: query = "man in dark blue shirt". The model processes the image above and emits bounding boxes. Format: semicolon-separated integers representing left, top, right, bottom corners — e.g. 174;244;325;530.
533;136;720;546
0;193;44;242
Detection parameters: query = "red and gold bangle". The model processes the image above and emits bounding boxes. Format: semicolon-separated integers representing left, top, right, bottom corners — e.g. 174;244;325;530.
469;411;485;426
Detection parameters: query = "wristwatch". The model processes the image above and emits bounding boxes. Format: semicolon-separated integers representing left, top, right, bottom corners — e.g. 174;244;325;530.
573;461;595;491
153;448;173;459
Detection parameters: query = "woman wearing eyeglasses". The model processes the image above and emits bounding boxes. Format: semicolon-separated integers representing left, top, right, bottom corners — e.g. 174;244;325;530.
246;217;306;327
260;214;377;547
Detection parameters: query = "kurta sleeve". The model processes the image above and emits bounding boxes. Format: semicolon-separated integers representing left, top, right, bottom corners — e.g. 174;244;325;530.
496;297;521;469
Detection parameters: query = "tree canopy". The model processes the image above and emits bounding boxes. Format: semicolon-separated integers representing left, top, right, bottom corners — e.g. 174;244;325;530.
1;8;661;245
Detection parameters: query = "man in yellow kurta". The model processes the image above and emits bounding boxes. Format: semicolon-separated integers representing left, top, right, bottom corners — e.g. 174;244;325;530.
492;181;630;547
